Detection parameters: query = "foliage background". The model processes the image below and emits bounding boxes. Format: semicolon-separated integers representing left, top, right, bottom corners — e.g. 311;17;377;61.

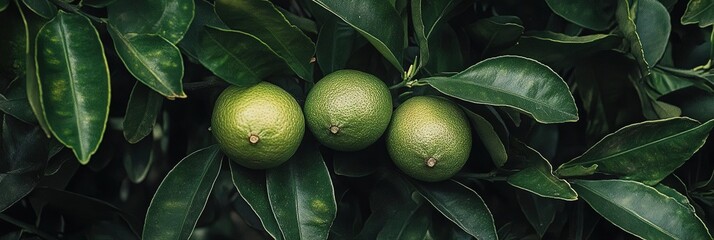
1;0;714;239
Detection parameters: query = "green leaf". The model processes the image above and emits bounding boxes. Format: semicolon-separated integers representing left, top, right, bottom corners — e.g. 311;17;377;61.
0;3;27;80
19;2;52;137
0;171;39;212
107;0;194;44
376;200;431;240
681;0;714;27
108;29;186;98
332;149;380;177
0;0;8;12
557;118;714;185
615;0;670;75
315;19;359;74
412;0;460;68
142;145;223;240
424;24;463;73
177;0;225;61
0;82;36;124
654;183;696;211
413;180;497;240
573;180;712;240
1;115;47;174
216;0;315;82
82;0;118;8
266;142;337;240
122;136;154;184
544;0;614;30
466;16;523;58
35;11;110;164
312;0;405;71
21;0;55;19
229;162;283;240
462;109;507;167
507;140;578;201
278;7;318;34
123;82;163;144
198;26;290;87
422;55;578;124
503;32;621;68
515;190;559;237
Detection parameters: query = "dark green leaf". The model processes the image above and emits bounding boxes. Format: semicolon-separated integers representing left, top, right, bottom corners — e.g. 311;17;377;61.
615;0;670;74
266;142;337;240
654;183;696;211
376;200;431;240
36;11;110;164
466;16;523;58
424;24;464;73
86;221;139;240
503;32;621;68
332;149;380;177
216;0;315;82
278;7;317;34
544;0;614;30
356;174;414;239
557;118;714;185
1;115;47;174
312;0;405;71
20;2;52;137
21;0;55;19
122;136;154;184
108;29;186;98
123;82;163;143
0;0;8;12
413;180;497;240
142;145;223;239
177;0;226;61
0;3;26;80
107;0;194;44
507;140;578;201
82;0;118;8
0;81;35;124
315;19;359;74
198;26;290;87
229;162;283;240
0;171;39;212
422;55;578;123
681;0;714;27
573;180;712;239
463;109;507;167
412;0;460;68
516;190;558;237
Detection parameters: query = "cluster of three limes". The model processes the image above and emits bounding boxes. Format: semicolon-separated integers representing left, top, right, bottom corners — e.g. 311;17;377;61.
211;70;472;182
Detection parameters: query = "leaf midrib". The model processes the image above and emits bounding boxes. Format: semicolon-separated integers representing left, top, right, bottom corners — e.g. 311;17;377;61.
58;14;87;157
177;149;219;238
205;29;262;81
112;29;176;95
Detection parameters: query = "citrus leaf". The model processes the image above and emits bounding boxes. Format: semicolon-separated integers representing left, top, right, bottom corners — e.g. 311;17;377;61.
122;136;154;184
515;190;559;237
315;19;359;74
376;201;431;240
229;162;283;240
81;0;118;8
544;0;614;30
466;16;523;58
312;0;405;71
108;29;186;98
654;183;696;211
1;115;47;174
123;82;163;144
615;0;670;75
573;180;712;240
0;3;27;80
142;145;223;240
462;109;507;168
35;11;110;164
177;0;225;61
503;32;621;68
412;0;460;68
266;142;337;240
0;171;39;212
507;140;578;201
0;84;35;124
198;26;290;87
413;180;497;240
216;0;315;82
422;55;578;124
107;0;194;44
21;0;55;19
681;0;714;27
0;0;8;11
557;118;714;185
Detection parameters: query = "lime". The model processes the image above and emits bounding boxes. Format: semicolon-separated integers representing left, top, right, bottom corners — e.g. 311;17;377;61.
386;96;472;182
304;70;392;151
211;82;305;169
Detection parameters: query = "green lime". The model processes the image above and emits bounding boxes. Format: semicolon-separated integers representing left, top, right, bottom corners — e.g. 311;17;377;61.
386;96;472;182
304;69;392;151
211;82;305;169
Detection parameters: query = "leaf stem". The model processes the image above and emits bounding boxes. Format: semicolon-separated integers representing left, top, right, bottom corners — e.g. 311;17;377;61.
456;171;507;181
48;0;105;23
0;213;60;240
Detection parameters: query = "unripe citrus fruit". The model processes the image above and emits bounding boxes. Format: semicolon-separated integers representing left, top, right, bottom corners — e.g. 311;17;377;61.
386;96;472;182
211;82;305;169
304;69;392;151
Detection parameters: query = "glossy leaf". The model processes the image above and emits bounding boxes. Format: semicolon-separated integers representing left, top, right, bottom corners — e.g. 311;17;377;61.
216;0;315;82
35;11;110;164
466;16;523;57
615;0;670;74
0;0;7;11
21;0;55;19
177;0;225;61
142;145;223;240
424;24;463;73
0;171;40;212
108;29;186;98
198;26;290;87
503;32;621;68
507;140;578;201
573;180;712;240
681;0;714;27
0;80;35;123
376;201;431;240
229;162;283;240
107;0;194;44
516;190;558;237
312;0;405;70
123;82;163;143
412;0;460;68
422;55;578;124
316;19;359;74
463;109;507;167
413;180;497;240
266;142;337;240
1;115;47;174
544;0;614;30
557;118;714;185
82;0;118;8
122;136;154;184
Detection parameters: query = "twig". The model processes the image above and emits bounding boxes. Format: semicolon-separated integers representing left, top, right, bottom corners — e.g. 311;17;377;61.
0;213;60;240
48;0;105;23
